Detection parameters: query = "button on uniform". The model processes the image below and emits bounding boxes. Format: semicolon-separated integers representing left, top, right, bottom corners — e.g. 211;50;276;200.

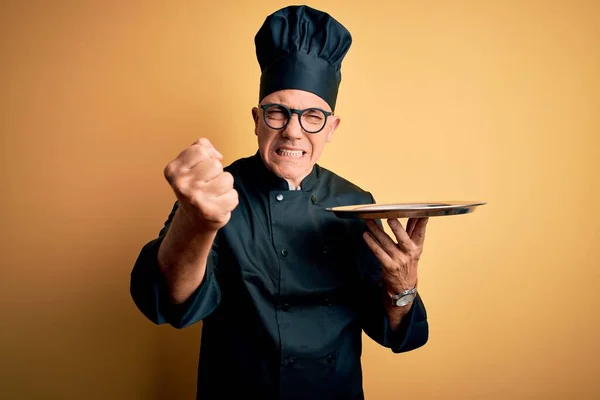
283;357;295;366
281;248;288;257
276;193;284;201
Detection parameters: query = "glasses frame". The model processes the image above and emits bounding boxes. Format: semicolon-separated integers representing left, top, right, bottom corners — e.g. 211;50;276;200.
259;103;333;134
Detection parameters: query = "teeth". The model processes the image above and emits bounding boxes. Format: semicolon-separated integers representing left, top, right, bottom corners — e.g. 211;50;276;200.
278;149;303;157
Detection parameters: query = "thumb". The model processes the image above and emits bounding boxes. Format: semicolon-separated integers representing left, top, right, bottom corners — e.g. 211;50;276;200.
191;137;223;160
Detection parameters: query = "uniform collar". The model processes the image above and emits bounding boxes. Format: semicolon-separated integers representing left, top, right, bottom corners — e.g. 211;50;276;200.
248;150;320;192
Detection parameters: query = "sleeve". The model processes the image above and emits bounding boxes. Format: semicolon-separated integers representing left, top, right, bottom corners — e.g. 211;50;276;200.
357;193;429;353
360;280;429;353
129;201;222;329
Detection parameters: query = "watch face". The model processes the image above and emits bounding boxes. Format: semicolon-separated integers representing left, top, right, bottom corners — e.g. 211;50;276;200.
395;293;416;307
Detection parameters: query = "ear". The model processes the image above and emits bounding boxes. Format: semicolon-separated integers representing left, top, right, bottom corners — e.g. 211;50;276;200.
326;115;340;143
252;107;259;136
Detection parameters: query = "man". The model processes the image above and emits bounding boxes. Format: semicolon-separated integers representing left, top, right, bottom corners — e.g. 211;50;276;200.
130;5;429;399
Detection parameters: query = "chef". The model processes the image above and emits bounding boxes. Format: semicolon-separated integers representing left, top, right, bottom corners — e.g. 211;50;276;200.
130;5;429;399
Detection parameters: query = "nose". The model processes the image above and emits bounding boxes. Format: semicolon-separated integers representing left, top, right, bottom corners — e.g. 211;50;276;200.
281;113;304;140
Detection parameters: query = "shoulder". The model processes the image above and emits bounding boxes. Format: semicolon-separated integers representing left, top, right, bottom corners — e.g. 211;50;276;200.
223;155;251;176
316;164;375;205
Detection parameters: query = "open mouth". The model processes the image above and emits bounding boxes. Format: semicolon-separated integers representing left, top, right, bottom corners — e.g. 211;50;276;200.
276;148;306;158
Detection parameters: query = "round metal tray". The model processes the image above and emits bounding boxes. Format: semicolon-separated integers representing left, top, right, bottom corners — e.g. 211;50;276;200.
327;201;487;219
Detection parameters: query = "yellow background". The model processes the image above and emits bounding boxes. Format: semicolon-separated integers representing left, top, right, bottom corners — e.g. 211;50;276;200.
1;0;598;399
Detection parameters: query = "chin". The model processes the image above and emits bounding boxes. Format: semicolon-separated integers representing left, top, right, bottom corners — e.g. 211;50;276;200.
270;160;313;185
271;164;302;179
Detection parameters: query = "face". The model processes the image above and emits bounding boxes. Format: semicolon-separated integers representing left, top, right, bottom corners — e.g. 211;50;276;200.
252;89;340;187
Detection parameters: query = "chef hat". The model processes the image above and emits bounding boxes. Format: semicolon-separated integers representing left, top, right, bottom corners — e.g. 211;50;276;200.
254;5;352;111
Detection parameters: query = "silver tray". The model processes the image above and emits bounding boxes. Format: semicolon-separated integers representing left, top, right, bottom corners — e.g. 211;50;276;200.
327;201;487;219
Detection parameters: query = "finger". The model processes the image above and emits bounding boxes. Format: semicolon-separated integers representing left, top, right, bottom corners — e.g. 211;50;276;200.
203;171;235;196
363;231;395;269
411;217;429;246
216;188;239;211
177;144;213;169
189;158;223;183
191;137;213;147
386;219;413;250
365;219;402;258
191;138;224;160
406;218;418;237
210;147;224;160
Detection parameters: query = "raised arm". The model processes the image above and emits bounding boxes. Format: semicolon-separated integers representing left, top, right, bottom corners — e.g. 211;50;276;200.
158;138;237;303
130;138;238;327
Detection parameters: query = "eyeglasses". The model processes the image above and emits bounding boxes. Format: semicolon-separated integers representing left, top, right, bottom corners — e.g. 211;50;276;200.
259;103;333;134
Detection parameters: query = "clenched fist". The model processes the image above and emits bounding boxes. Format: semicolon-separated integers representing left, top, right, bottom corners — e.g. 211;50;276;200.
163;138;239;233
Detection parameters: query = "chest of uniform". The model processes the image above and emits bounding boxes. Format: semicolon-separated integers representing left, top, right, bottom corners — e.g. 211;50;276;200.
225;189;360;296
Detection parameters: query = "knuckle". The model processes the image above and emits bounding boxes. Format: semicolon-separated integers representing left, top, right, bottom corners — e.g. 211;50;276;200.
212;158;223;170
395;254;409;267
198;138;211;146
198;145;210;158
204;206;219;220
225;189;239;210
190;177;205;191
408;246;422;259
187;193;201;209
188;192;209;211
191;137;210;147
174;180;189;196
390;261;403;272
405;242;417;252
218;211;232;225
163;162;178;182
222;172;234;187
414;249;423;261
195;147;210;161
187;141;206;154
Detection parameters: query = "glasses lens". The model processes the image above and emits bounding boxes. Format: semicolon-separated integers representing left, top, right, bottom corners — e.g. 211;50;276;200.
300;108;327;133
264;105;289;129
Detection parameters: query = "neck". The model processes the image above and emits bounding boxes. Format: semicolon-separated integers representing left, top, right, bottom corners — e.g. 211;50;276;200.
286;179;301;190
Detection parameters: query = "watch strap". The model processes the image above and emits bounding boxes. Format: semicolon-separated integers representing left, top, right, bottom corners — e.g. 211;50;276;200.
390;287;417;300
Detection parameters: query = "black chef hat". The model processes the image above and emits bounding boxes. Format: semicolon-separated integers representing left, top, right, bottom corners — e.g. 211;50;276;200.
254;5;352;111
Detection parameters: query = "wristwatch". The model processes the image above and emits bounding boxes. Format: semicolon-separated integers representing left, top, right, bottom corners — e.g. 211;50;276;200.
390;287;417;307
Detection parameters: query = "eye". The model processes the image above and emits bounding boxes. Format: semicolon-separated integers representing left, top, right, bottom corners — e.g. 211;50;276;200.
266;111;286;120
265;106;288;120
303;109;325;123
